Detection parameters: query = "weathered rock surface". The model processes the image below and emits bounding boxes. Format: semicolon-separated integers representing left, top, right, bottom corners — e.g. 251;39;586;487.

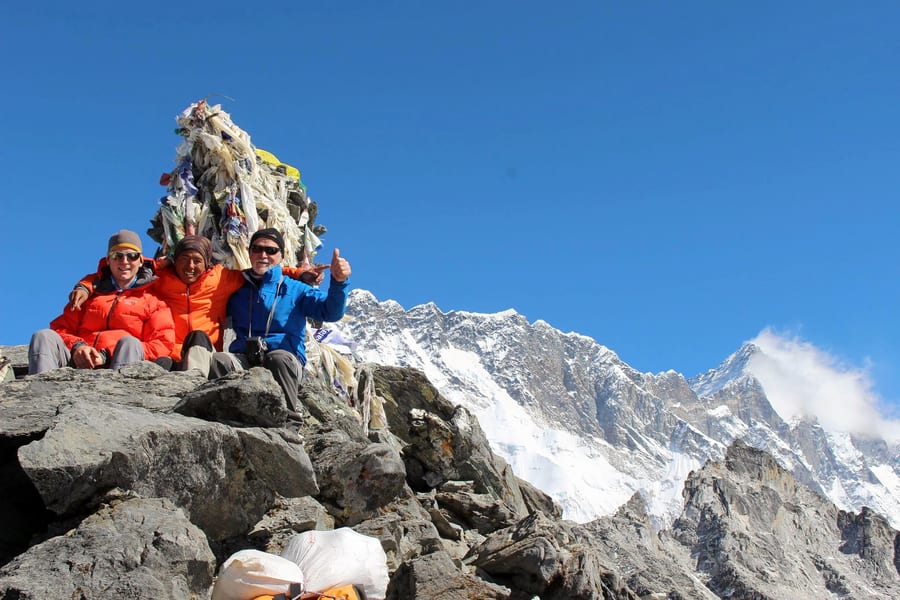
670;440;900;599
0;347;898;599
17;395;317;541
175;367;289;427
0;496;215;599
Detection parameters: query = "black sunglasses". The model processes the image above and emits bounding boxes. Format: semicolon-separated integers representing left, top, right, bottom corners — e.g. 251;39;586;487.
250;244;280;256
109;251;142;262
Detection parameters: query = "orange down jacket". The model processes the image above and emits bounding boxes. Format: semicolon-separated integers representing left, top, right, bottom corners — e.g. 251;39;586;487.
150;263;248;359
54;262;175;361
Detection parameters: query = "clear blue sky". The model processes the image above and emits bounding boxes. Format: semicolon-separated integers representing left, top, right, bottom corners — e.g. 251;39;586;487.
1;2;898;404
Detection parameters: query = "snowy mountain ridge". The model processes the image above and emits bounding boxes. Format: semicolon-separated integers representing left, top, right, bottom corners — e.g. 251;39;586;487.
337;289;900;529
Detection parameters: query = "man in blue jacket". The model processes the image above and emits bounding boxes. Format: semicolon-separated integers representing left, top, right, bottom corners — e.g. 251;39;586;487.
209;228;351;415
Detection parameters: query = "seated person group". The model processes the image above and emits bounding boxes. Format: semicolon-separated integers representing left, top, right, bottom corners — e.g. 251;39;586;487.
28;228;352;415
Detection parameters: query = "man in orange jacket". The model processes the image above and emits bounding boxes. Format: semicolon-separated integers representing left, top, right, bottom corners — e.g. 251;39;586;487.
28;230;176;374
69;235;324;374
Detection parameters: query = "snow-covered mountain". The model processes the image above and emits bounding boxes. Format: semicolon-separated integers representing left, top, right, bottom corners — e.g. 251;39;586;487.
336;289;900;529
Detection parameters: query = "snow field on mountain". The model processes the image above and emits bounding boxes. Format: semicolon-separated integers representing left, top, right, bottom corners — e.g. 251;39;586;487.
637;450;703;529
437;346;636;522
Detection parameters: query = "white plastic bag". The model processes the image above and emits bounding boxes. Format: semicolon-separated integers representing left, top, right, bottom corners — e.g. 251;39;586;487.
280;528;389;600
211;549;305;600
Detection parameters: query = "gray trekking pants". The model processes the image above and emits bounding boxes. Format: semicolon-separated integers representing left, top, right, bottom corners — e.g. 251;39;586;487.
209;349;303;413
28;329;145;374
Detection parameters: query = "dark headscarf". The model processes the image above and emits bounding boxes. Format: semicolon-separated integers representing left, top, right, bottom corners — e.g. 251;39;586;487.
174;235;213;268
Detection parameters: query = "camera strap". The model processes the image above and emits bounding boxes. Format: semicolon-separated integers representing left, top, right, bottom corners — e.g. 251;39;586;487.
249;275;284;339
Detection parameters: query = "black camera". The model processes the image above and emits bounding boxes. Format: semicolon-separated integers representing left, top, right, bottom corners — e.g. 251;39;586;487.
246;337;268;367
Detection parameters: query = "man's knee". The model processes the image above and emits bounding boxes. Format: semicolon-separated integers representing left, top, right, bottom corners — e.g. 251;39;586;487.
115;336;143;352
110;336;144;369
183;330;214;352
30;329;59;346
209;352;243;379
265;350;301;379
28;329;68;374
264;350;302;411
182;345;213;377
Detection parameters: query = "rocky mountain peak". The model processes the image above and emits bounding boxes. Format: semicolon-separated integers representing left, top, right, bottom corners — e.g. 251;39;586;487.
689;342;760;397
671;439;900;598
338;291;900;531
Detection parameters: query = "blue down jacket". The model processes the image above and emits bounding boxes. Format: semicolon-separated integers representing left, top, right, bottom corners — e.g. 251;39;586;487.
227;264;349;365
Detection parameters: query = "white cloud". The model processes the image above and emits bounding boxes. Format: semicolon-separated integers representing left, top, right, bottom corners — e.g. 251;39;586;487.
747;328;900;441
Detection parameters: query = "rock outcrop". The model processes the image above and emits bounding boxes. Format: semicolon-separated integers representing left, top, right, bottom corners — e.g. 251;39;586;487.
1;344;899;599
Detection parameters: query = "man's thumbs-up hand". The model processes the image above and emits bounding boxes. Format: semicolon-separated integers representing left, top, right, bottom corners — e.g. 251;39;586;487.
331;248;351;282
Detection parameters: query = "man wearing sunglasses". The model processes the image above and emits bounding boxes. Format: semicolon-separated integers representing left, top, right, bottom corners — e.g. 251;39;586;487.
28;230;175;374
209;228;352;416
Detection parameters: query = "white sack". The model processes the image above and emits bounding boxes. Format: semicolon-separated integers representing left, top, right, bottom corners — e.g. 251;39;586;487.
281;528;389;600
211;549;305;600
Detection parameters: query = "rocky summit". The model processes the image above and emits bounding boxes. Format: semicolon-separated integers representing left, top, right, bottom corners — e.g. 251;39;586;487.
1;343;899;599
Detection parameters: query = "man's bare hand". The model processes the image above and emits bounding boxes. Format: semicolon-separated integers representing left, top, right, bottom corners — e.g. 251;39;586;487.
69;288;89;310
330;248;351;282
300;264;329;286
72;345;104;369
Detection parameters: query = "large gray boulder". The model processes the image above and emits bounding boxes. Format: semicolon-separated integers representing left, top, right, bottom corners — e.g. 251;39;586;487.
305;429;407;525
354;492;445;571
466;511;639;600
0;361;205;439
387;550;511;600
17;398;317;541
175;367;289;427
372;366;545;519
0;496;215;599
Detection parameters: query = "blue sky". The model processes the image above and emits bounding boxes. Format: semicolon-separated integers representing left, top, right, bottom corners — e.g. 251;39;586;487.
1;2;898;407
